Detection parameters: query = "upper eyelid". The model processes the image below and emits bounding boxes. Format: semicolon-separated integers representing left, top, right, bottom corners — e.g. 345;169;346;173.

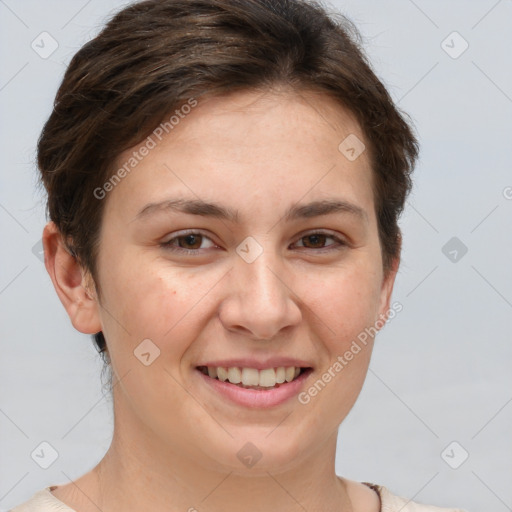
162;229;216;243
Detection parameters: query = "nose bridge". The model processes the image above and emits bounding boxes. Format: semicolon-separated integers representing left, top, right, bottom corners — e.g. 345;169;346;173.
236;238;287;307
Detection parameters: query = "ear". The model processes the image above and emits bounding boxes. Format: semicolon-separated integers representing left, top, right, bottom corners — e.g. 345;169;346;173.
376;233;402;325
42;221;102;334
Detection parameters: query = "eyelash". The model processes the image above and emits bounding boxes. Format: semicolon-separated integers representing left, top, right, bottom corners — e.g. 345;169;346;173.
160;229;347;255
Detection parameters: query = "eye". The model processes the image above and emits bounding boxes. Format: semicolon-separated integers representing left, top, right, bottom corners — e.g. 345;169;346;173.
292;231;346;251
160;231;217;254
160;230;347;255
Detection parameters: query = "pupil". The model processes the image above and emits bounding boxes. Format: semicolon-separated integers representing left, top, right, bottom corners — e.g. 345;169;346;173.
305;234;325;248
180;234;201;249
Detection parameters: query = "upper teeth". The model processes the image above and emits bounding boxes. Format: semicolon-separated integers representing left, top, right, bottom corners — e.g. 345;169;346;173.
205;366;301;387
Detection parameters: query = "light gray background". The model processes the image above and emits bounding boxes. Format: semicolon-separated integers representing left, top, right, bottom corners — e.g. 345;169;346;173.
1;1;511;511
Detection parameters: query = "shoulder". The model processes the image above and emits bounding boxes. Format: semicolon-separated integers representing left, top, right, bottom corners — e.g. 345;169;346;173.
9;487;76;512
367;482;468;512
10;482;468;512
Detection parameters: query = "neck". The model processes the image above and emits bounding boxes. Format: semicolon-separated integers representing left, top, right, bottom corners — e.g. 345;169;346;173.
91;424;353;512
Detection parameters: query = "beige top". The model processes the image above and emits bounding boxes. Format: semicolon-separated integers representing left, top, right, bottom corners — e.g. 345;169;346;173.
10;483;467;511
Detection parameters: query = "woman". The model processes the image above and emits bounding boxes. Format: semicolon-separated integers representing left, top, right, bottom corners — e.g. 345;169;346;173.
12;0;466;510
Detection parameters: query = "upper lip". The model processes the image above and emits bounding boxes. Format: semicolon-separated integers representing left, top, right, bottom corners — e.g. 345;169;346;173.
196;358;314;371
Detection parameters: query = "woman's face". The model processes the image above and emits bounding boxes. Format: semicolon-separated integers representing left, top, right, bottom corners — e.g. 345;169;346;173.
88;89;398;473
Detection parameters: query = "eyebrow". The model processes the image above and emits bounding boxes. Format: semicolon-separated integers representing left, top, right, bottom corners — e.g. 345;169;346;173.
133;197;368;224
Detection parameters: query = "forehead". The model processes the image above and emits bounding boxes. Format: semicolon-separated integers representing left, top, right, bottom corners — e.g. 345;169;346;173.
105;88;375;223
174;88;365;143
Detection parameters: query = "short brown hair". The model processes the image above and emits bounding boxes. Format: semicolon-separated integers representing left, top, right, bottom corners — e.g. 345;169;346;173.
37;0;419;365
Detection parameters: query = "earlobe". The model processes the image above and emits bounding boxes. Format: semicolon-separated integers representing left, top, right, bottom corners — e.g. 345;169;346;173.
42;221;102;334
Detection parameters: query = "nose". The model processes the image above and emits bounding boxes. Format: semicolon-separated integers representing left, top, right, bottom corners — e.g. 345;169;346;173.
218;248;302;340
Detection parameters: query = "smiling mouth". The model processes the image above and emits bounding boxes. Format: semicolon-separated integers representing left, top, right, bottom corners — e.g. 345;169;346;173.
196;365;312;390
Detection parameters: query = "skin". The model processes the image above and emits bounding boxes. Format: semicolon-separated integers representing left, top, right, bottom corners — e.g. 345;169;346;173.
43;87;400;512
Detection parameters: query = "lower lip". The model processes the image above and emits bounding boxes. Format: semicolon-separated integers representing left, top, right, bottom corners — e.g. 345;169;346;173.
196;368;313;409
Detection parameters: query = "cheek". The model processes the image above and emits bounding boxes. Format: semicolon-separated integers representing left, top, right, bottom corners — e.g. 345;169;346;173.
300;269;378;417
304;264;382;343
98;259;212;363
